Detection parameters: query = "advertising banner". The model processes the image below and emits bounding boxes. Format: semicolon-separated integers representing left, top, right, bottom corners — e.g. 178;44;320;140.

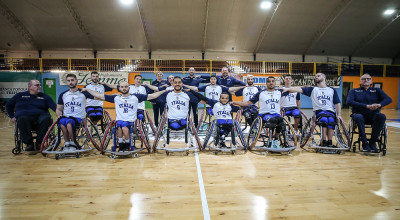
59;71;129;85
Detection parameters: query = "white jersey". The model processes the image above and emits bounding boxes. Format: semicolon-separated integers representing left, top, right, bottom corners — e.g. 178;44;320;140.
104;94;147;122
280;87;299;108
58;90;90;119
242;86;260;102
85;83;111;107
251;90;282;115
202;85;225;107
303;87;338;112
166;91;190;120
212;102;233;120
129;85;147;110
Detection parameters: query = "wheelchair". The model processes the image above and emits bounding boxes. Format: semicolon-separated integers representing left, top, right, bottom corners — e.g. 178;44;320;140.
12;118;53;155
197;107;214;134
280;107;309;142
247;116;297;155
202;119;247;154
100;119;151;159
347;116;387;155
153;110;201;155
300;112;350;154
235;105;259;133
40;116;101;160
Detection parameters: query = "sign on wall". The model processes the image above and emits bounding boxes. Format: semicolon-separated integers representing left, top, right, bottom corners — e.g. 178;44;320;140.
0;72;40;99
59;72;129;85
243;75;341;88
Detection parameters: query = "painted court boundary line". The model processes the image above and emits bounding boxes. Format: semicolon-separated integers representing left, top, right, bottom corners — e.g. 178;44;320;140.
195;150;211;220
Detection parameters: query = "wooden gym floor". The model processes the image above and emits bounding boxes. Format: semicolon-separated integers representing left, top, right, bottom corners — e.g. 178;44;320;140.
0;108;399;220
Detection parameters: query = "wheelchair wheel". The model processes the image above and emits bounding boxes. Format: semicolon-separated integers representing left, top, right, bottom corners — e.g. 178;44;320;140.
101;120;116;154
234;119;247;149
202;120;216;150
347;119;357;152
300;116;315;148
280;117;297;148
247;117;262;150
137;119;151;153
41;119;61;156
235;109;242;123
298;111;309;134
380;124;388;155
197;108;207;131
86;118;102;151
74;119;91;149
153;110;167;152
188;117;201;149
145;110;156;135
335;119;350;149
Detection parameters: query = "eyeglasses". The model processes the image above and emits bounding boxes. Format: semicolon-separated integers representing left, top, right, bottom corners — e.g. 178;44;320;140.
361;78;372;81
34;84;42;87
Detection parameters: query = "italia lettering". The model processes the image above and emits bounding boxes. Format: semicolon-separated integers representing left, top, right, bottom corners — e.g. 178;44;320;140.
317;95;331;101
65;101;82;107
217;111;230;115
118;103;134;109
265;99;279;104
171;100;186;106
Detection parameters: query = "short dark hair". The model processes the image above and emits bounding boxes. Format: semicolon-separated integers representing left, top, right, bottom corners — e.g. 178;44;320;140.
66;73;77;79
220;92;230;97
283;74;292;78
173;76;182;81
134;75;143;79
210;75;217;79
91;71;99;75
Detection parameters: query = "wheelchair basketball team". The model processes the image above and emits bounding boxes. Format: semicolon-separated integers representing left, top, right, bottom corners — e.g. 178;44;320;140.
6;67;392;158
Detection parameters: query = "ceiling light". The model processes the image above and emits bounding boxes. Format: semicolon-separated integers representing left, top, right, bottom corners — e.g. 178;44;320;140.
260;1;273;9
120;0;134;6
383;9;395;15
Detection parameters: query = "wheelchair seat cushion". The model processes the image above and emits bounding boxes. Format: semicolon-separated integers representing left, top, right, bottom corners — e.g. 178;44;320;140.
168;119;187;130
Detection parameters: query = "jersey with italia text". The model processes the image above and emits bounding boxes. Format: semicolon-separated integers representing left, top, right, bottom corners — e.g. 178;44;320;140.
84;83;112;107
279;87;300;108
302;86;340;112
250;90;283;115
206;99;239;120
235;86;261;102
198;85;229;107
166;91;190;120
104;94;147;122
58;89;94;119
128;85;149;110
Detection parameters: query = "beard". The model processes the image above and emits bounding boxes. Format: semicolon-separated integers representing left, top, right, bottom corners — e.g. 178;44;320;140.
92;79;98;83
315;78;322;84
174;86;182;91
69;84;77;89
121;90;129;95
247;81;253;86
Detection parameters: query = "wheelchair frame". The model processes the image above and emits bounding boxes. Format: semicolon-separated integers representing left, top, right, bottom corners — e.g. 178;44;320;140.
202;119;247;154
300;114;350;154
100;119;151;159
280;108;309;143
153;110;201;155
247;116;297;155
348;118;387;155
40;117;101;160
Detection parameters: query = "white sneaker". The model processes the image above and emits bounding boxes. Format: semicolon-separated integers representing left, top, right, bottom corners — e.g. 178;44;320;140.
272;140;281;149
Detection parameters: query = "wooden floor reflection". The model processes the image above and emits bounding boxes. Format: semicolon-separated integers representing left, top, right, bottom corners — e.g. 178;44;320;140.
0;108;399;220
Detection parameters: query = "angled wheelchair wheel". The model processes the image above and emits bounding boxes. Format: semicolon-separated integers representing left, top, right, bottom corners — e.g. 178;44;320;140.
188;117;201;149
247;117;262;150
335;118;350;149
347;118;357;152
235;109;242;123
202;120;216;151
300;116;315;148
101;120;116;154
145;110;156;135
86;118;102;151
298;111;309;134
379;124;388;155
153;110;167;152
137;119;151;153
13;123;22;154
41;119;62;156
234;119;247;149
197;108;207;131
280;117;297;148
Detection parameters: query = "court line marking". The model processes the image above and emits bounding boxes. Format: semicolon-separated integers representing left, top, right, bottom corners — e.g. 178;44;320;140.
195;150;211;220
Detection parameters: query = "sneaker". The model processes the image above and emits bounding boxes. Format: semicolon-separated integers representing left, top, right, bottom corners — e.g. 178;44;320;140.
362;144;371;152
370;143;379;153
25;144;34;151
272;140;280;149
220;142;227;148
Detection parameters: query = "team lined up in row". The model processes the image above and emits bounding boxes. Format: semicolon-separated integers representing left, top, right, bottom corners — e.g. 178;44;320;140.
6;67;392;153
